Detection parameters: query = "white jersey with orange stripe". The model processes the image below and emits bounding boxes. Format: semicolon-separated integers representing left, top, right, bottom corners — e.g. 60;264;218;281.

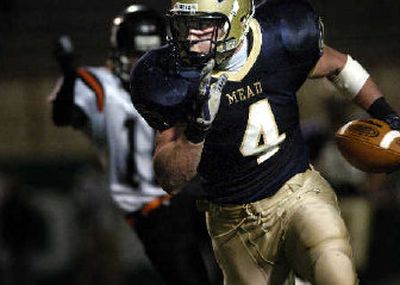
73;66;166;213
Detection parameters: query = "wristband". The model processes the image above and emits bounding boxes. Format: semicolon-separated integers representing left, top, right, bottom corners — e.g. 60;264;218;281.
367;97;396;120
368;97;400;130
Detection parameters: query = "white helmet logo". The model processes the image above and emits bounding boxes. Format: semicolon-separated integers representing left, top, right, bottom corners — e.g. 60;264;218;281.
172;2;199;14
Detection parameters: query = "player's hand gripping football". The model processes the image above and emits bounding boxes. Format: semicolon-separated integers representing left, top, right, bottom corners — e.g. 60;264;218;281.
382;113;400;173
184;59;228;143
382;114;400;131
368;97;400;131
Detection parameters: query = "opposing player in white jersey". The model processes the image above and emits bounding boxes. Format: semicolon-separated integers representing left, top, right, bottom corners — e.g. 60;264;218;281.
50;5;222;285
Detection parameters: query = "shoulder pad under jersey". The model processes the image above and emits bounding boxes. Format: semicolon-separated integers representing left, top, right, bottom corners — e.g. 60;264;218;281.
73;66;108;145
76;67;106;112
130;45;201;131
256;0;323;57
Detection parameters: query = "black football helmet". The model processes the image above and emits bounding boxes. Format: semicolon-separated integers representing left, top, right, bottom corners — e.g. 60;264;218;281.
110;4;167;86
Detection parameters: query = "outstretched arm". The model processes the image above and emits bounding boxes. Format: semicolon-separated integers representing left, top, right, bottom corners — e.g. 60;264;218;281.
309;46;383;109
51;35;78;126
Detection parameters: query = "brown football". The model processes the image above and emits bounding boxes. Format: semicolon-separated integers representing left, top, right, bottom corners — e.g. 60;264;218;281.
335;118;400;173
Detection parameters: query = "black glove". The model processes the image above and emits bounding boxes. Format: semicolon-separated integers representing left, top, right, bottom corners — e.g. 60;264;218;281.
53;34;76;76
184;59;228;143
367;97;400;131
51;35;78;126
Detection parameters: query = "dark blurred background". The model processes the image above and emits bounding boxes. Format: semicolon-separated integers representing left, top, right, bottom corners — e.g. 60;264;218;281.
0;0;399;284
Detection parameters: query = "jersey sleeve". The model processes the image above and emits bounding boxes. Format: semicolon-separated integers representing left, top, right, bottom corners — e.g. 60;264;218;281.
130;46;192;131
130;99;175;131
73;67;107;145
280;0;323;57
51;66;107;147
287;0;323;67
257;0;324;68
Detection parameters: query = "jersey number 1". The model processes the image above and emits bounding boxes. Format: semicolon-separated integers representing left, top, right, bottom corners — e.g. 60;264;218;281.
240;99;286;164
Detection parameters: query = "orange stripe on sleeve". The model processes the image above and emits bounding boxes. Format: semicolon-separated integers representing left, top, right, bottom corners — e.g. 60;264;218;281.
141;195;171;216
77;68;105;112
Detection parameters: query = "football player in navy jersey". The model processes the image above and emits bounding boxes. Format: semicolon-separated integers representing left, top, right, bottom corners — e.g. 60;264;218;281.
50;4;222;285
130;0;400;284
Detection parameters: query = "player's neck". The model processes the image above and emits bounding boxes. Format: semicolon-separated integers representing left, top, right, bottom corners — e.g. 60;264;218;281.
219;37;248;72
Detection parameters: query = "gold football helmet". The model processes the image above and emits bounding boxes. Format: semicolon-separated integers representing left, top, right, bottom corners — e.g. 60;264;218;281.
167;0;254;66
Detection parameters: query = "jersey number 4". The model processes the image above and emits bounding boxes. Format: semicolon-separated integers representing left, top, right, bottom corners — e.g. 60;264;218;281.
240;99;286;164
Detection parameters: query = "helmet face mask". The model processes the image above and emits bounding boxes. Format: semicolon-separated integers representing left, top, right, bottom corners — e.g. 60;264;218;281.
110;5;166;87
167;0;254;67
168;12;229;67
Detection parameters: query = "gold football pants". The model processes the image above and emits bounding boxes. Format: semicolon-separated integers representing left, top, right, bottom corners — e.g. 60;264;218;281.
202;169;357;285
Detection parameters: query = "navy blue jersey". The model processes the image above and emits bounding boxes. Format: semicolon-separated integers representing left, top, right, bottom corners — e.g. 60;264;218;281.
131;0;323;204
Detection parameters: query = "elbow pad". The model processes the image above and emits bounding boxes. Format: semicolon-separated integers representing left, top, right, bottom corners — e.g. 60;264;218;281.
329;55;370;99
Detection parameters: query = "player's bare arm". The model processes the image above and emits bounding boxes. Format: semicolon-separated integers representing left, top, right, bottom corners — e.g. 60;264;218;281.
310;46;383;109
153;126;204;194
310;46;400;130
